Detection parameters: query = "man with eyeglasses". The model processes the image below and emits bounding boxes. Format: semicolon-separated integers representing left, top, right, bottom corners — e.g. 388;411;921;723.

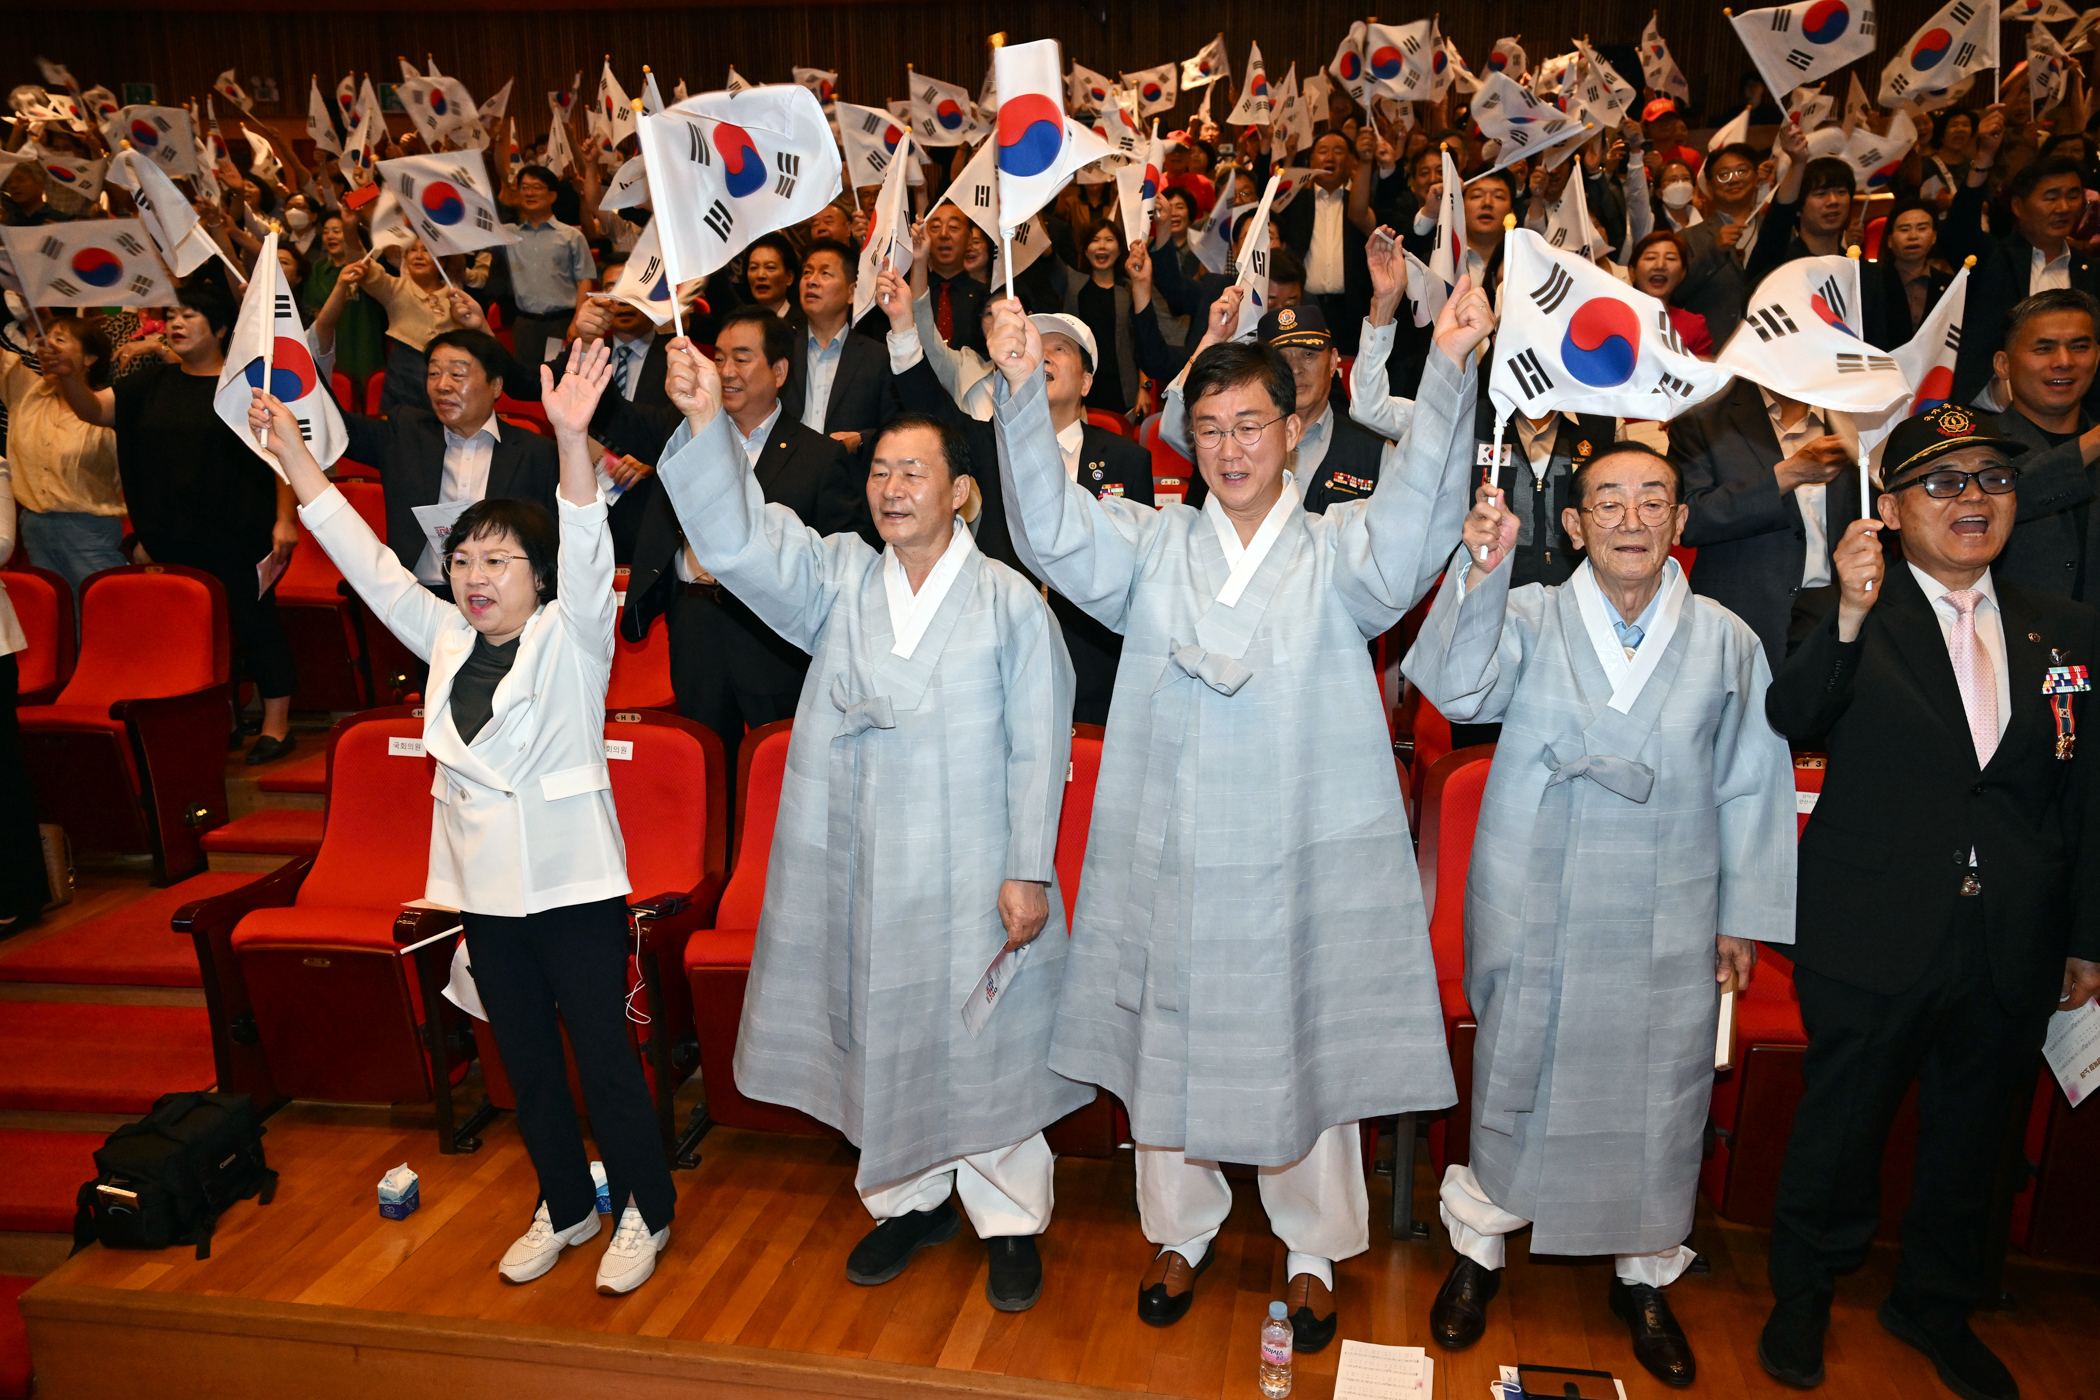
1674;140;1767;347
1760;403;2100;1400
1403;445;1796;1389
1985;290;2100;601
339;330;561;593
988;278;1493;1353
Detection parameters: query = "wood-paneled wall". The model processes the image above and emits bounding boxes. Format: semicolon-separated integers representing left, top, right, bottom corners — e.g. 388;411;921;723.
6;1;1976;147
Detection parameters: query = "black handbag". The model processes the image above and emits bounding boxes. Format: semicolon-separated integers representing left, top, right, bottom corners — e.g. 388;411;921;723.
71;1091;278;1260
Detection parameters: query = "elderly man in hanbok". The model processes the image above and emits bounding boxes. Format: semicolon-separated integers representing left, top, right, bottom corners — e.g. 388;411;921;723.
1403;449;1798;1389
653;340;1087;1315
988;279;1495;1353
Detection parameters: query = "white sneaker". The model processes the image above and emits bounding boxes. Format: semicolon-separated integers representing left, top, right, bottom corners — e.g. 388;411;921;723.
498;1202;601;1284
595;1204;670;1295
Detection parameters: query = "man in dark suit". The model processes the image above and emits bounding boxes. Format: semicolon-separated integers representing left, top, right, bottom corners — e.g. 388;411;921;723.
620;306;871;773
1988;290;2100;600
1939;110;2100;417
923;205;990;358
1761;404;2100;1400
1673;378;1862;671
1272;132;1372;355
340;330;560;587
780;239;898;457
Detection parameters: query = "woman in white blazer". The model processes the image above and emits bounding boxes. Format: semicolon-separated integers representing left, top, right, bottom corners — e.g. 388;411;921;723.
248;341;676;1297
0;458;49;933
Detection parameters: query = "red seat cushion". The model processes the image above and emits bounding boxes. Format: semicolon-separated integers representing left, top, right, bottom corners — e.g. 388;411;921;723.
2;571;60;697
0;870;250;987
14;704;138;787
258;748;329;794
62;573;220;707
0;1273;32;1399
200;807;326;856
232;903;423;955
686;923;757;968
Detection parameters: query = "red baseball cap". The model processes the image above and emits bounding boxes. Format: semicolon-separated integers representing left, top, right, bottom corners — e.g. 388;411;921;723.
1642;97;1681;123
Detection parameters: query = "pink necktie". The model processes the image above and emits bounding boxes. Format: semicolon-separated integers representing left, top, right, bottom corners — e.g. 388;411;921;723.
1946;589;1999;769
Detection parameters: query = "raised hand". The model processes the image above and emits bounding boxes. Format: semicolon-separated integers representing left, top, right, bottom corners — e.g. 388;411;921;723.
663;336;722;428
1201;283;1245;349
875;259;912;331
1833;516;1886;641
1367;227;1407;324
572;297;616;342
1432;272;1497;366
444;287;487;332
540;337;614;442
1462;482;1519;576
986;296;1042;389
1126;238;1154;310
246;389;304;461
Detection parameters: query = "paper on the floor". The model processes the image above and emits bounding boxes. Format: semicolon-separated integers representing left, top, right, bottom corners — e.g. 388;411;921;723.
2043;999;2100;1106
1492;1366;1626;1399
1333;1339;1431;1397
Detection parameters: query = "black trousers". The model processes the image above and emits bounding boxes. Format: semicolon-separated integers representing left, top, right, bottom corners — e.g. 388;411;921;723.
0;655;50;921
667;588;807;785
148;539;299;701
462;896;676;1234
1768;899;2049;1332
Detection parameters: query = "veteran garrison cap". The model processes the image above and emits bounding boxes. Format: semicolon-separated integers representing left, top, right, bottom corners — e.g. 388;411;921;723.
1258;302;1333;349
1880;402;2028;484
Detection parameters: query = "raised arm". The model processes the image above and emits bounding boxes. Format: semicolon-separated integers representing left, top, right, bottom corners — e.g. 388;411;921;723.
1158;285;1246;459
988;299;1157;633
1351;229;1417;440
1401;485;1527;724
47;346;116;428
1765;518;1883;743
248;388;450;656
541;337;620;661
1330;275;1493;634
653;338;859;653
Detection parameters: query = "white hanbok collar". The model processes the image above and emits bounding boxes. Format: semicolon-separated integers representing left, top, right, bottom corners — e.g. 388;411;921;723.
883;516;976;659
1203;470;1299;607
1571;558;1688;714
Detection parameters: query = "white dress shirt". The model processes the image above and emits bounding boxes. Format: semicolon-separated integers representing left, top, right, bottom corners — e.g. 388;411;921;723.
1305;186;1349;296
2030;243;2073;295
1760;389;1833;590
1056;419;1086;481
415;416;502;585
802;322;849;435
676;404;782;583
883;515;976;658
608;333;654;402
1909;562;2011;745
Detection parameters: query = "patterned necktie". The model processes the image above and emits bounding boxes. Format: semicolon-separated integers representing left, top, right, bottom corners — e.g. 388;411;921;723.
613;344;632;399
1613;619;1644;655
936;279;954;342
1946;590;1999;768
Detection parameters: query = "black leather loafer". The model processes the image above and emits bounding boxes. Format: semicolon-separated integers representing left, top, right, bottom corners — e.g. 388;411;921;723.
1429;1255;1500;1351
844;1201;958;1285
1609;1277;1696;1389
985;1235;1042;1312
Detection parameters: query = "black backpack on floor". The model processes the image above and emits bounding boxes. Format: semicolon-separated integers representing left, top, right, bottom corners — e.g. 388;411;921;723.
71;1091;278;1260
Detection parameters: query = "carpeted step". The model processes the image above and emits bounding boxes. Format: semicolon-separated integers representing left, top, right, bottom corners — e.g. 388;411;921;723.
199;808;323;857
256;748;328;794
0;1275;32;1399
0;1131;103;1234
0;1003;215;1114
0;873;251;987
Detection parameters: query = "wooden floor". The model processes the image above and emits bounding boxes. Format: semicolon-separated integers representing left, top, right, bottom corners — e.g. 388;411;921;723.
23;1101;2100;1400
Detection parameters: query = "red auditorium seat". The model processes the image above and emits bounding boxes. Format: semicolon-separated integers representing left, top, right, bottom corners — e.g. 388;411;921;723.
1394;686;1456;828
1670;544;1697;579
1042;724;1120;1159
474;712;728;1149
330;369;355;414
1085;407;1130;438
334;482;422;704
181;709;492;1146
1415;746;1495;1175
494;396;551;436
1;564;74;705
19;565;232;886
274;512;377;712
363;370;385;417
607;607;676;711
1144;418;1192;504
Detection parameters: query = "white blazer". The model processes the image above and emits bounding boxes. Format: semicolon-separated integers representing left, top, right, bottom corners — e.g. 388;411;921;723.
300;484;628;916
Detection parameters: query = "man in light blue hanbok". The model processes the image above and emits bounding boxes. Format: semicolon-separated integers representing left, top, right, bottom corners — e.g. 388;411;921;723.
987;279;1496;1352
653;342;1086;1315
1403;448;1796;1389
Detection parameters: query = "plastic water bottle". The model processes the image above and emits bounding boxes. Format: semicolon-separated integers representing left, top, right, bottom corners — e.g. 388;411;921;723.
1258;1299;1293;1397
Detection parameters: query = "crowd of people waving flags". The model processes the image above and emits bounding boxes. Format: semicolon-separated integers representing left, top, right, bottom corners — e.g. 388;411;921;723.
3;7;2100;1397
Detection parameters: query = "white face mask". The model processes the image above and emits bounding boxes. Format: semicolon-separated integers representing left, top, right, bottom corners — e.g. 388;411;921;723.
286;208;312;230
1660;180;1695;209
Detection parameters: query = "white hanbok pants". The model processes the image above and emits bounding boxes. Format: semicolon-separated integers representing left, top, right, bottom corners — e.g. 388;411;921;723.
1439;1163;1697;1287
1135;1122;1369;1290
859;1133;1054;1238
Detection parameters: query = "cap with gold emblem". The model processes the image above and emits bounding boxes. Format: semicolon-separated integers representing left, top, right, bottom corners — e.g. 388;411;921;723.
1879;402;2028;485
1258;302;1333;349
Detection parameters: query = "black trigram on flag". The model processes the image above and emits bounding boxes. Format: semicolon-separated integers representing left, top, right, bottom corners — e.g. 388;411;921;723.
685;121;712;165
113;231;146;257
1860;10;1875;36
1401;34;1422;54
274;293;296;319
1770;9;1792;29
867;149;889;173
1836;352;1897;373
1505;127;1531;148
972;183;991;208
417;218;443;242
397;172;417;197
1950;1;1976;22
1747;304;1800;341
49;278;80;297
1654;371;1696;397
1954;41;1977;66
774;151;800;199
1530;264;1574;315
1785;49;1815;72
1654;309;1688;355
1815;276;1849;324
37;236;63;260
296;415;313;441
1508;348;1554;396
1890;73;1910;96
703;200;733;241
858;111;883;134
1250;248;1268;279
1944;323;1962;351
474;206;494;232
1478;91;1502;111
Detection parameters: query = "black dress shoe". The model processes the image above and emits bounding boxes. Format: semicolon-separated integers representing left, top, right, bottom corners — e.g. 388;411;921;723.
1878;1298;2019;1400
246;733;297;766
1429;1255;1500;1351
985;1235;1042;1312
1136;1242;1213;1327
1758;1298;1829;1389
1286;1272;1337;1353
1609;1277;1696;1389
844;1201;959;1285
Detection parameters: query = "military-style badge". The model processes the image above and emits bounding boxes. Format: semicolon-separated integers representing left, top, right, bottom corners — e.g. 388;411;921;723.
1278;308;1297;329
1576;440;1592;457
2047;648;2086;761
1090;464;1104;481
1935;406;1975;436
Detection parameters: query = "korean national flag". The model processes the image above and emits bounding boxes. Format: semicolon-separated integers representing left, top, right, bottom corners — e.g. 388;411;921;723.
104;106;199;177
1856;266;1971;456
1491;229;1730;422
1717;253;1911;414
0;219;176;309
1730;1;1878;111
1879;0;1996;108
214;232;347;478
374;153;518;258
635;83;843;286
993;40;1114;236
1181;34;1229;90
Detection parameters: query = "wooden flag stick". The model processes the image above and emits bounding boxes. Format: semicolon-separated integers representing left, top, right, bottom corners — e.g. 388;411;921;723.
1002;231;1016;303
